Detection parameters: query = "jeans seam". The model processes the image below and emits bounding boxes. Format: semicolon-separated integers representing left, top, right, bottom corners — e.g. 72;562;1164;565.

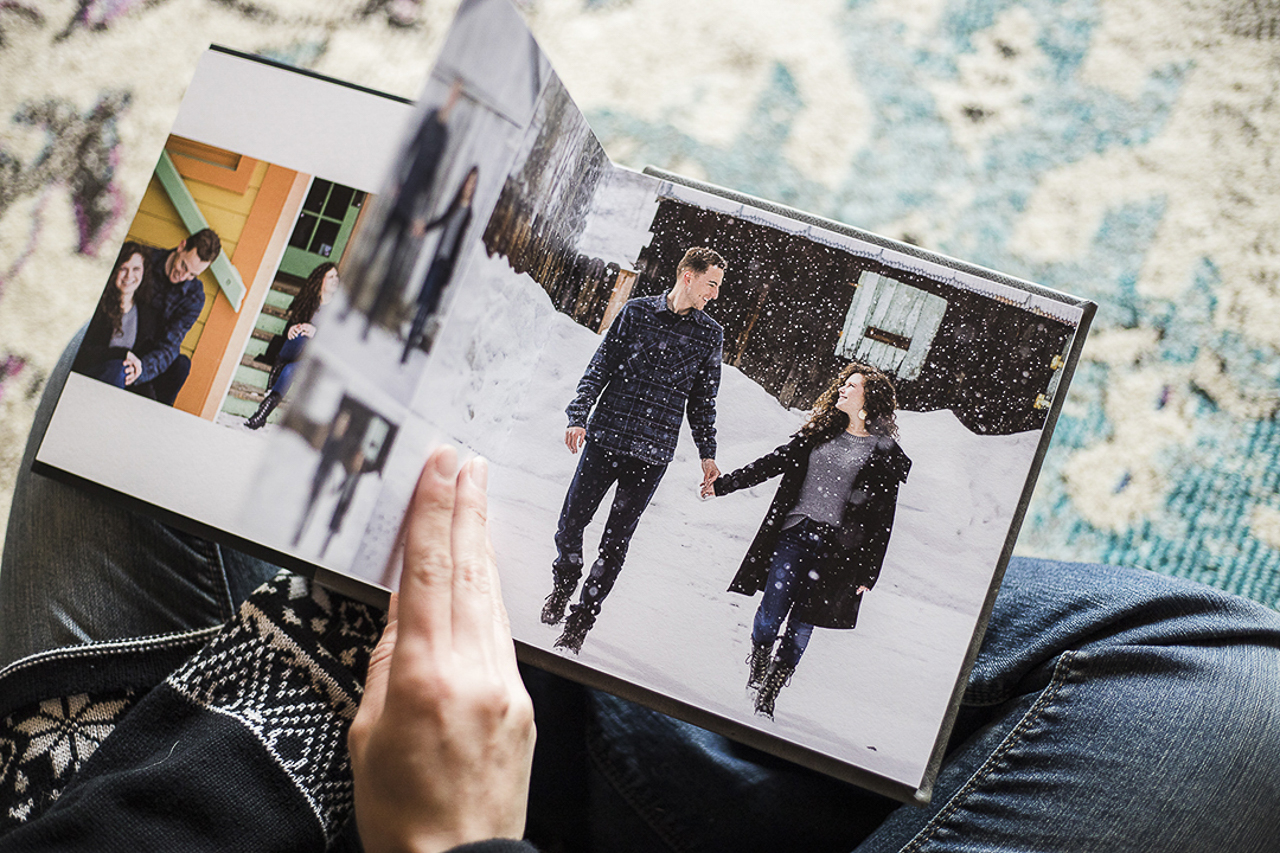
189;536;235;625
583;718;687;853
900;649;1079;852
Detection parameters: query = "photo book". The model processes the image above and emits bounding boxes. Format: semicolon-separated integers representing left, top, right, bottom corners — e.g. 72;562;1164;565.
34;0;1095;803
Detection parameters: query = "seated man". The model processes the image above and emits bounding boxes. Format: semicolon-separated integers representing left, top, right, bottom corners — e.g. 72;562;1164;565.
130;227;221;406
2;331;1279;852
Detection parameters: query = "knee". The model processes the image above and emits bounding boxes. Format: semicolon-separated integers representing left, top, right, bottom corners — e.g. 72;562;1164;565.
168;354;191;383
1076;640;1280;843
96;362;128;387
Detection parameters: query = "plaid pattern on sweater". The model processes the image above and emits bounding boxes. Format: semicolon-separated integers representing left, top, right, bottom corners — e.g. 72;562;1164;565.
566;296;722;465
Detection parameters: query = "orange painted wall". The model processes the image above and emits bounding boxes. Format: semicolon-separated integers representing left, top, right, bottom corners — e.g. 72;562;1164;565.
127;137;300;418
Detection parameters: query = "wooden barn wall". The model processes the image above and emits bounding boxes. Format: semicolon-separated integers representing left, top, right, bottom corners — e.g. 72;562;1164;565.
633;199;1074;435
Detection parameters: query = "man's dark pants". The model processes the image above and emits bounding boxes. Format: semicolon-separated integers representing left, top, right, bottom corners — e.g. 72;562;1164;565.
553;441;667;615
130;355;191;407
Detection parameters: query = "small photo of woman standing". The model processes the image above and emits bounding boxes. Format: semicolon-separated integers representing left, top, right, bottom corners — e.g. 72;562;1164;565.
704;362;911;718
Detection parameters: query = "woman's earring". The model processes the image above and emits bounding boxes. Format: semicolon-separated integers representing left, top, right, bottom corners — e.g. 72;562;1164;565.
859;409;867;421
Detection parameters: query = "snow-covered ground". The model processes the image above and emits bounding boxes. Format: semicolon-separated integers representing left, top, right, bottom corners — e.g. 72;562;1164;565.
308;248;1040;789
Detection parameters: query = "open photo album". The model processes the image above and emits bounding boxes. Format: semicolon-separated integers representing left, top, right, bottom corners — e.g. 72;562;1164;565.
34;0;1095;803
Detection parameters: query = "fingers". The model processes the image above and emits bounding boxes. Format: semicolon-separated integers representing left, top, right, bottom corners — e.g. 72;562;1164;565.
396;446;460;655
396;449;513;670
449;457;497;658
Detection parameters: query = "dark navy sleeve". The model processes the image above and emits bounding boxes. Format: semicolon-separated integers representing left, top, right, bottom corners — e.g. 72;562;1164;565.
686;330;722;460
137;280;205;384
565;301;631;428
714;434;804;496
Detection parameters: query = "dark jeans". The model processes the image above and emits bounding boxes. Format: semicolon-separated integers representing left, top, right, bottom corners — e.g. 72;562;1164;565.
753;518;827;667
552;441;666;615
269;335;308;397
364;213;418;335
88;352;190;407
132;354;191;406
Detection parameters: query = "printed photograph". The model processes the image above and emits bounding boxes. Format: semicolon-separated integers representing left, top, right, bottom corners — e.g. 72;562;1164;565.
68;133;372;433
247;0;592;570
431;173;1082;790
243;0;1086;793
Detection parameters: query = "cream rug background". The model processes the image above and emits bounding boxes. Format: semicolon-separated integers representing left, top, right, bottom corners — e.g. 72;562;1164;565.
1;0;1277;609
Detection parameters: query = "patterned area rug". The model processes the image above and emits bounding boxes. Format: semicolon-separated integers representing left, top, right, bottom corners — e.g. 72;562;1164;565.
1;0;1277;610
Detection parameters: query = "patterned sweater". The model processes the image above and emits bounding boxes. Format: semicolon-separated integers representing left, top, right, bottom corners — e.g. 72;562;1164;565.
0;572;536;853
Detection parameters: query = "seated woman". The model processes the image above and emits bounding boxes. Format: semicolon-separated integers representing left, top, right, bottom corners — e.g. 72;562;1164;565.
71;242;154;389
704;362;910;717
245;261;340;429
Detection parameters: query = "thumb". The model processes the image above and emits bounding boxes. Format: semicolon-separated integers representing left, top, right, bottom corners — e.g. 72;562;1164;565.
357;594;399;724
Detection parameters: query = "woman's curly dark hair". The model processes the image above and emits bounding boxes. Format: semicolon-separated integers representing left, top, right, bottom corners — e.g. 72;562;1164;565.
800;361;900;439
286;261;337;328
98;241;151;338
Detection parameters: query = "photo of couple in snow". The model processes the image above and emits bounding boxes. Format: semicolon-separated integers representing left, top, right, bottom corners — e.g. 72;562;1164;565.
242;0;1089;795
538;243;913;729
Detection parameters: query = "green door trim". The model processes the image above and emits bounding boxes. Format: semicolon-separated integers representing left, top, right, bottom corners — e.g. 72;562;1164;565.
155;150;246;311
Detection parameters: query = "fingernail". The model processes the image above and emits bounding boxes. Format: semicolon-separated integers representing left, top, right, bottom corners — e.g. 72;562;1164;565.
433;445;455;477
469;456;489;490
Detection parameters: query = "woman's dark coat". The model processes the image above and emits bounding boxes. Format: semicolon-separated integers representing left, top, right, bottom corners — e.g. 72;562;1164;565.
714;427;911;630
71;295;160;377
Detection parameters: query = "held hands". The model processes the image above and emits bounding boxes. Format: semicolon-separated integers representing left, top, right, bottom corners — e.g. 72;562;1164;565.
349;447;536;853
699;458;720;499
564;427;586;454
122;351;141;386
287;322;317;340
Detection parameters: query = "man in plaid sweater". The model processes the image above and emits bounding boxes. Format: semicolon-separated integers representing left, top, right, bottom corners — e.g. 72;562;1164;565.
544;247;727;653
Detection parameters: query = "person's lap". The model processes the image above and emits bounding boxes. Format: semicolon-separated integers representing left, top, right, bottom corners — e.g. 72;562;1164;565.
5;334;1280;852
527;558;1280;853
0;328;277;672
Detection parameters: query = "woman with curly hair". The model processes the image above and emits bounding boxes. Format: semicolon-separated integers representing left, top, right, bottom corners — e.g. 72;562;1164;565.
72;241;153;388
245;261;339;429
704;362;911;717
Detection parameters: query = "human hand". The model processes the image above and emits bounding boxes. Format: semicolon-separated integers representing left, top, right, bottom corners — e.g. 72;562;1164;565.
349;447;535;853
122;351;141;385
288;322;317;340
564;427;586;454
700;458;720;492
856;585;870;595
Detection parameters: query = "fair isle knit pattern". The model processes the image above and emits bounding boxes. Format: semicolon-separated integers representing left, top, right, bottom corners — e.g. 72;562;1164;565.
0;571;383;837
0;690;139;829
164;572;383;837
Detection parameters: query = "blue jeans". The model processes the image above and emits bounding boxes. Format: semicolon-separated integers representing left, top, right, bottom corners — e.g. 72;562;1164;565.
752;520;824;667
76;351;190;406
552;441;667;616
269;334;309;397
7;335;1280;852
0;328;277;674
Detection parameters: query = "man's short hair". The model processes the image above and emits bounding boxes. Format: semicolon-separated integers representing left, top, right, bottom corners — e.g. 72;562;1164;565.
186;228;222;262
676;247;726;277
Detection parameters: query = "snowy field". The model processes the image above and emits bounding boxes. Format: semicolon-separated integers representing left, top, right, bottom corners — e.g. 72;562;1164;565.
306;248;1043;789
